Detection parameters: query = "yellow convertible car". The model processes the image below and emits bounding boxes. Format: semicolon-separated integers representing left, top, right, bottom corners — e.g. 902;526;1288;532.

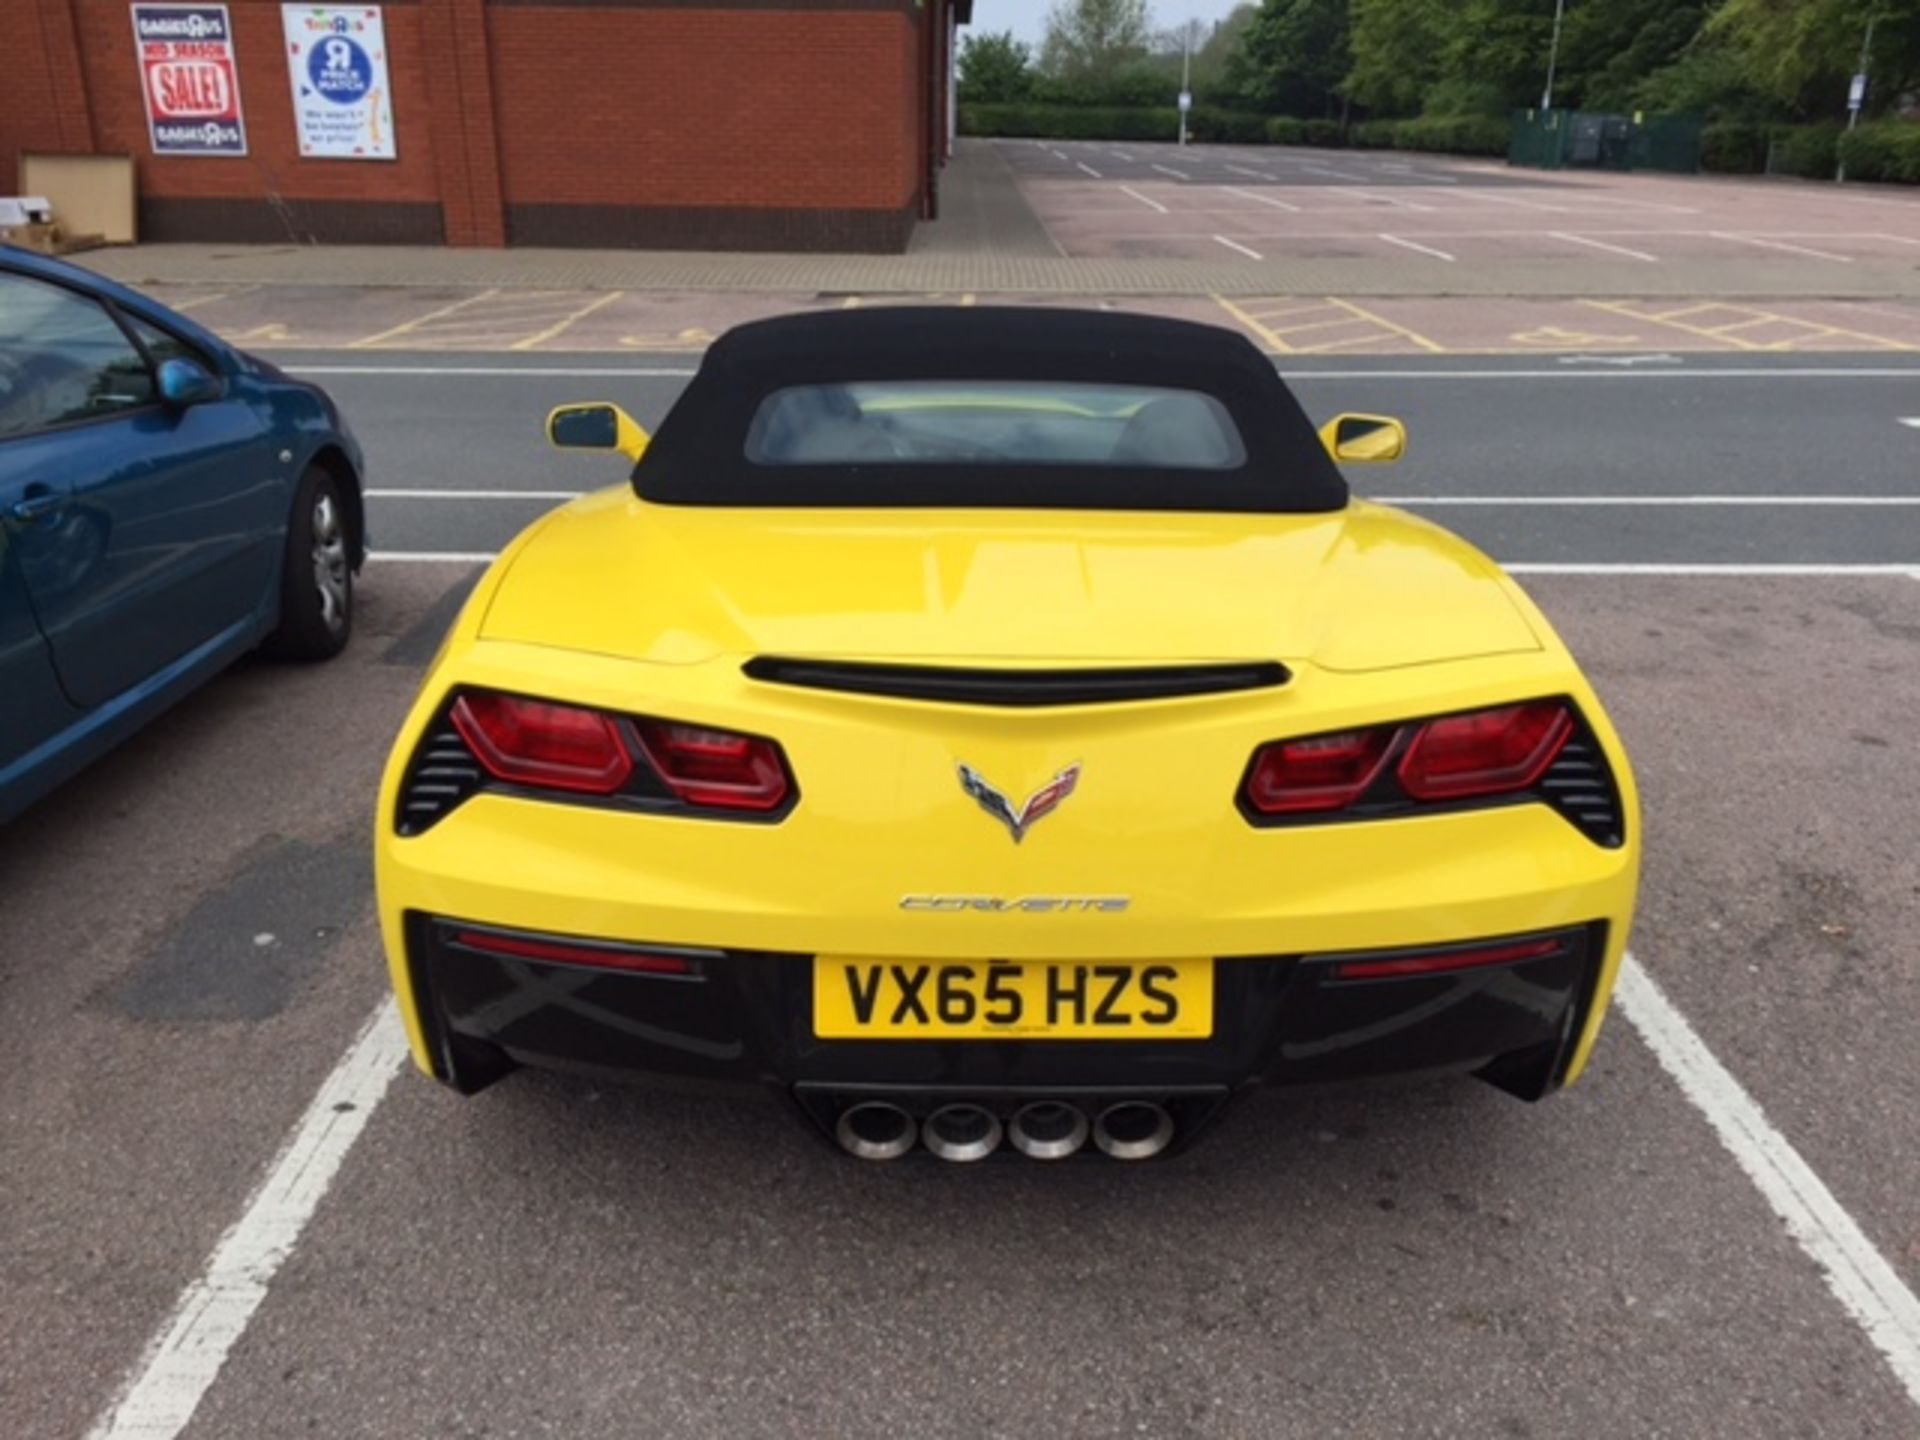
375;309;1638;1162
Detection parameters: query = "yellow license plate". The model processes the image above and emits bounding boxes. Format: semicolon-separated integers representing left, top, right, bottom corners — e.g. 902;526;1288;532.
813;958;1213;1040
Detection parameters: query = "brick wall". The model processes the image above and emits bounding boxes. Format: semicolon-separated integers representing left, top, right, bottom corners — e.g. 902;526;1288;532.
1;0;947;251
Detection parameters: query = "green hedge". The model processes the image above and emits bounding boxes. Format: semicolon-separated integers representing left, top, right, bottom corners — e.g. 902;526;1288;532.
957;104;1180;141
1772;123;1841;179
1837;122;1920;183
1390;116;1511;156
957;104;1515;159
1700;123;1770;174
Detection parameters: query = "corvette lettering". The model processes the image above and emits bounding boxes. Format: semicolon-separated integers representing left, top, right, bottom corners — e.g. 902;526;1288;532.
900;896;1131;913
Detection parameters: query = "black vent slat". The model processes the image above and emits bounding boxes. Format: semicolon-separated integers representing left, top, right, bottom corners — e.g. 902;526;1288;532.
743;657;1289;707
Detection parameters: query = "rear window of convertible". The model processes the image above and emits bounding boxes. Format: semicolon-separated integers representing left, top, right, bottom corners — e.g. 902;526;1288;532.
745;381;1248;471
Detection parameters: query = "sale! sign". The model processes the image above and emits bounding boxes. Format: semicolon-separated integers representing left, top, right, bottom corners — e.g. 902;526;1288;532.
131;4;248;156
281;7;396;160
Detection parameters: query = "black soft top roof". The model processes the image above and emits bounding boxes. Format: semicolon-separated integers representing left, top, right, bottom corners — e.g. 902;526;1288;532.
633;307;1348;513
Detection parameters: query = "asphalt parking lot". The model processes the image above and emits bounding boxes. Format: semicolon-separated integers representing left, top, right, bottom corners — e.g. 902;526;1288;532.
999;139;1920;270
5;326;1918;1437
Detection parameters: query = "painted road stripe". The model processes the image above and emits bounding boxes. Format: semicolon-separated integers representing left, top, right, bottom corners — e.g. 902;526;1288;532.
1213;235;1265;261
1076;162;1103;178
1711;232;1854;263
1119;186;1168;214
363;553;1920;577
366;490;1920;509
1900;418;1920;429
83;1002;410;1440
1550;231;1659;263
1376;495;1920;507
1151;163;1190;180
285;364;1920;382
1616;958;1920;1411
368;488;585;500
1222;186;1300;212
1377;233;1456;262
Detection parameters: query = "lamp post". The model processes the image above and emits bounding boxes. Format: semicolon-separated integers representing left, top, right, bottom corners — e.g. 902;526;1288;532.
1839;12;1880;182
1540;0;1567;112
1178;18;1194;146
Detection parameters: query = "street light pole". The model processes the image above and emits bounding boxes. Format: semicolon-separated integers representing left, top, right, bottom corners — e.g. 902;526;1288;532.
1839;12;1879;181
1179;19;1193;147
1541;0;1567;112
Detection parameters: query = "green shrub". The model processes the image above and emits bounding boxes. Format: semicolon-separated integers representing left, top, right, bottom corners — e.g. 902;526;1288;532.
1393;116;1510;156
1772;123;1840;179
1265;116;1306;145
1187;108;1271;144
1700;123;1769;173
1836;122;1920;184
957;104;1180;142
1302;118;1346;148
1347;120;1399;149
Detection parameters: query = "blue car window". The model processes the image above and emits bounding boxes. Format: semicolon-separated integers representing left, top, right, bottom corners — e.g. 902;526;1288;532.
0;273;158;440
126;314;205;371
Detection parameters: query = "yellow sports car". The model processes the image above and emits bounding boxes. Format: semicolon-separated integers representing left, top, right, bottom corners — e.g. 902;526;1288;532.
375;309;1638;1162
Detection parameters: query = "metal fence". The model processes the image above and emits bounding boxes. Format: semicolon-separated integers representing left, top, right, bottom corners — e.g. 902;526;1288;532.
1509;109;1702;174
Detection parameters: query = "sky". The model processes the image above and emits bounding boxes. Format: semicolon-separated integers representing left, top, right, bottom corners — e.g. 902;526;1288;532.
967;0;1248;48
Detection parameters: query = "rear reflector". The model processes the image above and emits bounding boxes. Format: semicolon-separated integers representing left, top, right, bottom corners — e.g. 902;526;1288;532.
451;692;633;795
1397;701;1573;801
636;721;791;812
451;928;695;975
1329;936;1564;982
1243;726;1398;814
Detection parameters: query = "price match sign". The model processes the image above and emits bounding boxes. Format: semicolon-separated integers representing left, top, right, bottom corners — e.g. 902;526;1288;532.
282;6;396;160
131;3;248;156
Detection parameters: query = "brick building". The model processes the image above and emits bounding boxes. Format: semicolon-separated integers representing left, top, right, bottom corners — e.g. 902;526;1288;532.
2;0;970;251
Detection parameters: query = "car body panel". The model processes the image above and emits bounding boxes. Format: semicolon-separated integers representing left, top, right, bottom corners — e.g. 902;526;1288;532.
479;493;1544;673
380;505;1638;1094
0;244;365;820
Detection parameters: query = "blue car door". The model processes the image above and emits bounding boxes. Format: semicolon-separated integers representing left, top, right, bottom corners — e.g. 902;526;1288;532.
0;270;279;711
0;512;75;769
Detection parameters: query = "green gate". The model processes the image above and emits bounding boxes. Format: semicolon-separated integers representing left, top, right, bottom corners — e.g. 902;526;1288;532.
1509;109;1702;174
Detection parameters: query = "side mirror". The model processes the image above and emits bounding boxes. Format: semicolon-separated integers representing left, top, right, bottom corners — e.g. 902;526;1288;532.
157;357;223;407
1319;413;1407;465
547;402;650;462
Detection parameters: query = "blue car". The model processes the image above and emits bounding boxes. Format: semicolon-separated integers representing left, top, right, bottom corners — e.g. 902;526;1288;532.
1;246;366;820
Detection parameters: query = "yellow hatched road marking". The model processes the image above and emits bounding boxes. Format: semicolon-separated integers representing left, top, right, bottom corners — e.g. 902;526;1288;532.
351;288;501;348
1211;293;1295;354
1323;297;1444;354
510;290;624;350
1586;299;1914;353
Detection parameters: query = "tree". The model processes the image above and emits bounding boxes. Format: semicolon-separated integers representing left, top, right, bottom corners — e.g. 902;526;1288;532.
1040;0;1155;88
1226;0;1351;118
1707;0;1920;118
1344;0;1446;115
958;30;1035;103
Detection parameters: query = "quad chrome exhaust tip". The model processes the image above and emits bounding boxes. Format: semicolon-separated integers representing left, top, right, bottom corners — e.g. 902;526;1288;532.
835;1101;917;1161
1007;1101;1090;1160
921;1103;1003;1163
1092;1101;1175;1161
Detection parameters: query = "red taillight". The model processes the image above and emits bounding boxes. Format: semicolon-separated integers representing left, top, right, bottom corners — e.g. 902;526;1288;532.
452;691;635;795
636;721;791;812
1243;726;1397;814
452;928;694;975
1397;701;1573;801
1329;936;1565;982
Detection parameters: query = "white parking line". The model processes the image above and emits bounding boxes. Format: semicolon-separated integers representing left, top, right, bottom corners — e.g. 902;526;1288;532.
1213;235;1265;261
1151;163;1191;181
1712;232;1854;263
1377;495;1920;506
1901;418;1920;429
1550;231;1659;263
1221;186;1300;212
1377;233;1456;261
1226;164;1276;180
1119;186;1169;214
368;488;584;500
83;1002;410;1440
1077;162;1104;178
1616;958;1920;1410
